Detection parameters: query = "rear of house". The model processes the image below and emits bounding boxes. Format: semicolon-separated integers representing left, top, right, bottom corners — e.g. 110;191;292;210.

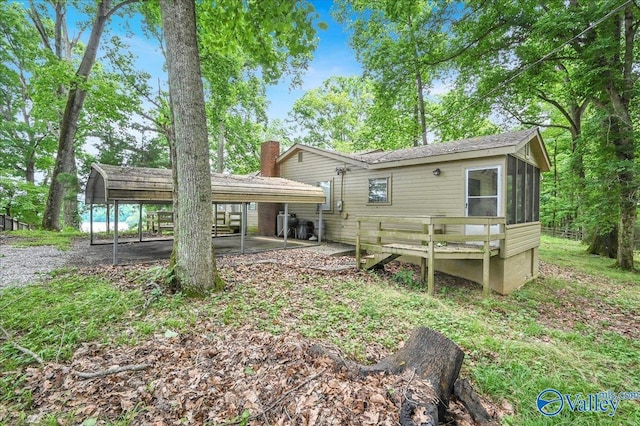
261;128;550;294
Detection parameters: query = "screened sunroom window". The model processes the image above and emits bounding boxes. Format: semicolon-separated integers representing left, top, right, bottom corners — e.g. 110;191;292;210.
507;155;540;224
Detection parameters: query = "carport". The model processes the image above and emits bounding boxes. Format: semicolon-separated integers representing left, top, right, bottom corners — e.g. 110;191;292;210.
84;163;326;264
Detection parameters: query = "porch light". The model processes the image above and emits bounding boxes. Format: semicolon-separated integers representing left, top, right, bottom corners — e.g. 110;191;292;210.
433;168;441;176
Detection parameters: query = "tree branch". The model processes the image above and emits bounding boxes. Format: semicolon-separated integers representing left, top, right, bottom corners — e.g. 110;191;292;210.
0;325;43;365
27;0;53;53
105;0;140;21
499;103;572;132
74;363;152;380
535;90;578;131
420;18;510;67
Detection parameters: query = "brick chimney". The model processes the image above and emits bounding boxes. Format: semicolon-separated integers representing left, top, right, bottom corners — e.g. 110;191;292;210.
258;141;280;236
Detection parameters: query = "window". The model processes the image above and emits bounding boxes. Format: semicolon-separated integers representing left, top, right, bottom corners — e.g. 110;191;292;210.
318;180;331;211
248;202;257;211
466;167;499;216
506;155;540;224
368;177;390;203
297;151;303;162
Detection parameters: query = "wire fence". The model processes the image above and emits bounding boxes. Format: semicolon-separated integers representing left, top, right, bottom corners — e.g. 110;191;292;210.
0;214;33;231
541;226;583;241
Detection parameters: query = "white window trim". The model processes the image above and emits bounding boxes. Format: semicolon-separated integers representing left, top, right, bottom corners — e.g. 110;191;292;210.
465;166;502;217
317;180;332;212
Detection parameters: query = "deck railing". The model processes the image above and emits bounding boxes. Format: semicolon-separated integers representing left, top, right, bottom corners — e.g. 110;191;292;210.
356;215;506;296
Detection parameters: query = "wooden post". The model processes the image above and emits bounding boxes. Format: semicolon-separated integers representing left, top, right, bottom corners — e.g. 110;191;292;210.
421;223;428;282
482;220;490;297
355;219;361;269
376;221;382;245
428;222;435;295
214;203;218;237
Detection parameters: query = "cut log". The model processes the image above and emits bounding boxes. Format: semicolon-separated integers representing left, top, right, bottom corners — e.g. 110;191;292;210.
310;327;465;425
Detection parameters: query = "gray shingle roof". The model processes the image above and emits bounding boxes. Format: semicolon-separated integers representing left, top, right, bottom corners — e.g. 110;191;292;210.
345;128;538;164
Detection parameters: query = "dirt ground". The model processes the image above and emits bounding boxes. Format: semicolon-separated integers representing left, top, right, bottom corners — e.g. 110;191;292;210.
0;236;499;425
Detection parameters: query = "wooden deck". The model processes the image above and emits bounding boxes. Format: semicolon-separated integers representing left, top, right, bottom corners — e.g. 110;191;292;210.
356;216;506;296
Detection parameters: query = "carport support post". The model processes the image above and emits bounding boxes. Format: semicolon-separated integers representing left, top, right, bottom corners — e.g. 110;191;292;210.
242;203;248;236
89;203;94;245
106;203;110;235
113;200;119;265
318;207;323;244
240;202;247;254
138;203;143;242
284;203;288;248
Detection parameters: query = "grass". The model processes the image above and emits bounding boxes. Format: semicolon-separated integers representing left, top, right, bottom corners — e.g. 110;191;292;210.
540;235;640;280
1;234;639;424
0;272;145;371
2;229;84;250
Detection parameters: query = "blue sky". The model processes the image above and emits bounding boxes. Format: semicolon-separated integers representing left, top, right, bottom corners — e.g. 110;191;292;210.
113;1;362;123
265;1;362;122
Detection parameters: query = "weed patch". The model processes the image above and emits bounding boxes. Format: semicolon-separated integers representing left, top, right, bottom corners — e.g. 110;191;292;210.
0;273;143;370
3;229;83;250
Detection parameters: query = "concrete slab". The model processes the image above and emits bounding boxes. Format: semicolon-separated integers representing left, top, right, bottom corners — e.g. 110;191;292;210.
69;235;319;267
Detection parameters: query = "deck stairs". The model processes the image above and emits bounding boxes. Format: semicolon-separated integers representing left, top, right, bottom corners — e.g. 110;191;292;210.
360;252;400;269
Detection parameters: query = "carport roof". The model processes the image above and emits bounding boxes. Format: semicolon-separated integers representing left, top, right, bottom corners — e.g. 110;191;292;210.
85;163;326;204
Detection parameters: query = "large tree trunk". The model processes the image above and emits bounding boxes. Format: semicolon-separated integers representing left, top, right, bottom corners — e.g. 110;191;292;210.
41;0;132;231
63;149;81;229
415;68;427;146
42;84;86;230
587;227;617;259
160;0;223;296
601;4;637;270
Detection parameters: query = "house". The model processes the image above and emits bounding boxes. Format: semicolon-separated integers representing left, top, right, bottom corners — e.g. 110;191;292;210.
259;128;551;294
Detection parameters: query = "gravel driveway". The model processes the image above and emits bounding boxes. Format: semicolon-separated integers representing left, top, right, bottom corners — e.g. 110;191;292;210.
0;242;73;290
0;236;355;290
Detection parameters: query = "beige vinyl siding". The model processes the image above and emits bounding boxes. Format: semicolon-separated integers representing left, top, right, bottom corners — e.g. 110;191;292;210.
279;150;349;241
512;142;530;163
512;141;548;172
280;151;510;244
502;222;541;258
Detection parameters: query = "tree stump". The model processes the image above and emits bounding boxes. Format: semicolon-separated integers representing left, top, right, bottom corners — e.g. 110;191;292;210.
454;378;499;425
310;327;465;425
